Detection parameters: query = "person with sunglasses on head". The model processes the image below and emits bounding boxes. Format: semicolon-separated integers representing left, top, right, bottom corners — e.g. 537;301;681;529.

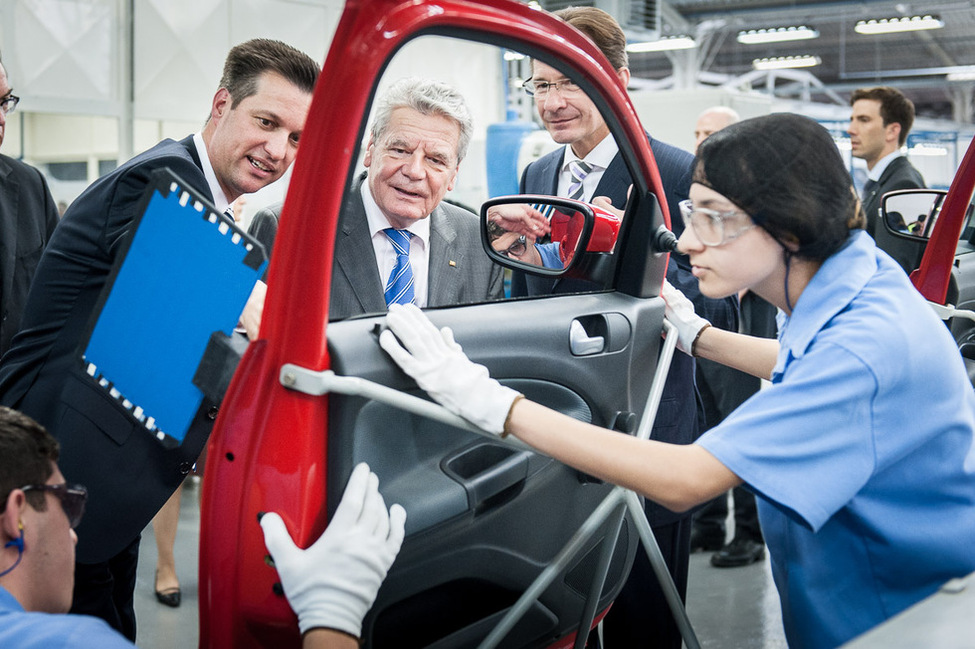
0;406;406;649
380;113;975;649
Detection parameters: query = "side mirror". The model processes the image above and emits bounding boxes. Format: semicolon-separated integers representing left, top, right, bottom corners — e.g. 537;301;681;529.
881;189;948;241
481;195;621;275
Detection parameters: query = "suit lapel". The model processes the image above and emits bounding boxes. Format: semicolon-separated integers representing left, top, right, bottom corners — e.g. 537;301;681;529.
427;205;459;307
592;152;630;208
535;151;561;196
334;178;385;314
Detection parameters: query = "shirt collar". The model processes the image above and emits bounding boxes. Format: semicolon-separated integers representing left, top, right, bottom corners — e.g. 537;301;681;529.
193;132;232;212
562;133;618;172
774;230;877;373
867;149;903;182
359;176;430;245
0;585;24;613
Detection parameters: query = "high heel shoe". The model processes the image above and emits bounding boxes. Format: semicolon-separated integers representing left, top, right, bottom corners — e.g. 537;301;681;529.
154;570;181;608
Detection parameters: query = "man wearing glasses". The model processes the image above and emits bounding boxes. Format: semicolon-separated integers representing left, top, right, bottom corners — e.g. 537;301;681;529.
515;7;738;649
0;52;60;357
0;406;405;649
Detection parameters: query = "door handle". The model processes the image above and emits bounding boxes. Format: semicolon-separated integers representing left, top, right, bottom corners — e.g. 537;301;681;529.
570;319;605;355
444;444;531;510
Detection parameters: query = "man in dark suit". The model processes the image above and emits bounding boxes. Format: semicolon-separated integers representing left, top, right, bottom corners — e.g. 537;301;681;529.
0;39;319;639
250;78;502;320
516;8;737;648
0;54;59;357
848;86;926;273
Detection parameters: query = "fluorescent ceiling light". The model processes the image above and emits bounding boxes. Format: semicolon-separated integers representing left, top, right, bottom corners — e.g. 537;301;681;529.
627;36;696;53
753;55;821;70
738;26;819;44
855;15;944;34
503;50;526;61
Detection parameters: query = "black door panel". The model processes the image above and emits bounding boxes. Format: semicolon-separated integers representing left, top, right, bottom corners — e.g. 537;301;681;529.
325;292;665;647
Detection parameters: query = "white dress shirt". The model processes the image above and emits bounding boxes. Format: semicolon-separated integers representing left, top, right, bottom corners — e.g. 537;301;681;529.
360;179;431;307
192;132;232;213
556;134;620;202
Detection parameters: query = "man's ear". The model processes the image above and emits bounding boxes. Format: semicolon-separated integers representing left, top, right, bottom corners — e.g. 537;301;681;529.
885;121;902;146
210;87;232;122
362;135;375;168
616;66;631;89
0;491;26;542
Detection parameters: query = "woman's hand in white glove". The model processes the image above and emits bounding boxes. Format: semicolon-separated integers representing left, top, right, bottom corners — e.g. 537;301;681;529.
379;303;522;436
661;279;711;356
260;463;406;638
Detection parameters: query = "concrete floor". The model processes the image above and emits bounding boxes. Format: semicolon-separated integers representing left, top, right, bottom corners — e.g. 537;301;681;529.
133;483;787;649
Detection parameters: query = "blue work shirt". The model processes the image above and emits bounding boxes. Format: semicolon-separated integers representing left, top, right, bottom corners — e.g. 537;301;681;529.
697;230;975;649
0;586;136;648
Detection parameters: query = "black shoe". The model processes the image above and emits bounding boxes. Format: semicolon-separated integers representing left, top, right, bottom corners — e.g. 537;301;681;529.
690;528;724;553
710;537;765;568
154;570;182;608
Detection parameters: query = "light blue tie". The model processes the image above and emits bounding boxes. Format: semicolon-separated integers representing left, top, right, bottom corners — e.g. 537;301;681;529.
567;160;593;201
383;228;415;306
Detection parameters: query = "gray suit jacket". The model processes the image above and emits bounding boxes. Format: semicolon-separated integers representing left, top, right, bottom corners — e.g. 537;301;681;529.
250;175;503;320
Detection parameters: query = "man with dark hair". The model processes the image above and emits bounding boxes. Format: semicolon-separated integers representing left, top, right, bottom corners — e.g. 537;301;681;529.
0;51;59;357
848;86;926;272
0;406;405;649
517;7;737;648
0;38;319;637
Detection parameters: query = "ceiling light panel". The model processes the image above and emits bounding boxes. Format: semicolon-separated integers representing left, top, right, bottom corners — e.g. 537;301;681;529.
737;26;819;45
854;15;944;35
626;36;697;53
752;55;822;70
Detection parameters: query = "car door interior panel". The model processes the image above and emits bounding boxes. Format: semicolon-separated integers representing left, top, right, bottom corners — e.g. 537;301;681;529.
324;293;665;646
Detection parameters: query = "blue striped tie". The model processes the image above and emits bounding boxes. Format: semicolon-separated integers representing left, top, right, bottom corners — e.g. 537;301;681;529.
383;228;415;306
567;160;593;201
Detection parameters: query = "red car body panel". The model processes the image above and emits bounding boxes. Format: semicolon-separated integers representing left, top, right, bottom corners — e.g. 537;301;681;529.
911;136;975;305
198;1;673;646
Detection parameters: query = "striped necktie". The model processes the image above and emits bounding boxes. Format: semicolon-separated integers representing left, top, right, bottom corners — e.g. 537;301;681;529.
383;228;415;306
567;160;593;201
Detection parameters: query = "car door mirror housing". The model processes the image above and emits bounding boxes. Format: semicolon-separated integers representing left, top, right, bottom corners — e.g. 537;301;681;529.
481;195;620;275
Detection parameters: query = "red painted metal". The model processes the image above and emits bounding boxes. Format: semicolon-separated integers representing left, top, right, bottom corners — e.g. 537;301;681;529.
198;0;673;646
911;136;975;304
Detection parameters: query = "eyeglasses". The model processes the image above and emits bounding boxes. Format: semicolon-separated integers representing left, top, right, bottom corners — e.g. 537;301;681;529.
521;78;581;98
502;235;528;257
0;94;20;115
21;483;88;529
678;199;756;247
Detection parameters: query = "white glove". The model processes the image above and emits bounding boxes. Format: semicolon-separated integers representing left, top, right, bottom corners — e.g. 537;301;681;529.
379;303;522;436
260;463;406;638
661;279;711;356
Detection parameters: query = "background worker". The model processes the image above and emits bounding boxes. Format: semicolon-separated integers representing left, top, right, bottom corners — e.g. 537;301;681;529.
848;86;926;273
688;106;773;568
0;51;59;358
0;405;404;649
379;112;975;649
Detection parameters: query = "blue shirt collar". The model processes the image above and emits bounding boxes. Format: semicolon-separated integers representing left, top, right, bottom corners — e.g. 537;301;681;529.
774;230;877;372
0;585;24;613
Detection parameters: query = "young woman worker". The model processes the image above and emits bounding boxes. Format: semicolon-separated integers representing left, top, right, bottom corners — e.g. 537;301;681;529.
380;113;975;649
